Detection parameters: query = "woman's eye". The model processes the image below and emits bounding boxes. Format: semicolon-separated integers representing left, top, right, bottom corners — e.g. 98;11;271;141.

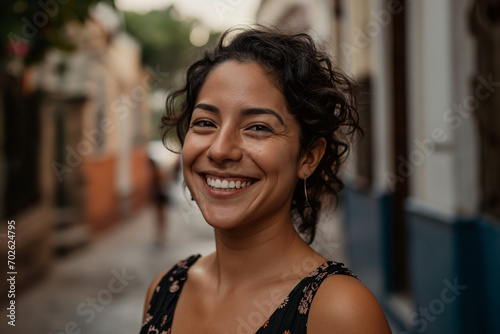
248;124;274;133
191;120;215;128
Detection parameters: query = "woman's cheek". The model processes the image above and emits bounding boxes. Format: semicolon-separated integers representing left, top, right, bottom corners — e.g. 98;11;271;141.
182;133;204;164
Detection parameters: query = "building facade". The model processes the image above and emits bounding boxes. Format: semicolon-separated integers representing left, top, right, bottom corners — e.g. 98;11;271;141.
0;3;151;297
257;0;499;333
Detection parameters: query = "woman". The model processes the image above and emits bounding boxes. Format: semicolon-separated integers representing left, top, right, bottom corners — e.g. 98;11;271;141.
141;27;391;334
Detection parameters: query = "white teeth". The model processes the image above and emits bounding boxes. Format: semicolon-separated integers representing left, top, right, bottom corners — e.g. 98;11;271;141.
205;177;252;191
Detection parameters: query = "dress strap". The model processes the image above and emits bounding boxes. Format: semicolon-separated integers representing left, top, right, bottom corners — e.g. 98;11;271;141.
257;260;357;333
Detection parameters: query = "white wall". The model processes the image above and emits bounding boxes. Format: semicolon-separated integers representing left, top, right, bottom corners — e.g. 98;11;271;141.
450;0;479;215
369;0;394;191
406;0;479;214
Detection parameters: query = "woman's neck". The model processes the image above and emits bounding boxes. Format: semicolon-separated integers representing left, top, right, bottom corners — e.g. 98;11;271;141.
207;215;325;293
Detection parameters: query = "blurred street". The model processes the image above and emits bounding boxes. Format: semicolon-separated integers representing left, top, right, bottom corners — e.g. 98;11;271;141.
0;177;215;334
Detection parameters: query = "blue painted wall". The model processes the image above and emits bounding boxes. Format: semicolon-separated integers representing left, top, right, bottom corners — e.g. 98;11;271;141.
477;217;500;333
341;184;392;298
342;184;499;334
406;200;482;334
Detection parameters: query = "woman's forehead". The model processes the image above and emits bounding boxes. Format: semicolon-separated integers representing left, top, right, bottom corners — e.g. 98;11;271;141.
195;60;288;113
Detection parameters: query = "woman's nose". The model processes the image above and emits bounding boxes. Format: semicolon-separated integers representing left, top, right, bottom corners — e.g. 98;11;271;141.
206;127;243;164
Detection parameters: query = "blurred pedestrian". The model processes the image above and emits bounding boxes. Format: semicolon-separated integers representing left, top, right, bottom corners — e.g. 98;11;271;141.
149;157;169;246
140;27;391;333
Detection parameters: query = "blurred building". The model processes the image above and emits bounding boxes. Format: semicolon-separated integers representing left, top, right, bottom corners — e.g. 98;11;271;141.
0;3;151;296
258;0;499;333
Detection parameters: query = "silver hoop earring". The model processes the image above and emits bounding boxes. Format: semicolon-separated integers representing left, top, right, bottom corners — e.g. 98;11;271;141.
304;172;310;208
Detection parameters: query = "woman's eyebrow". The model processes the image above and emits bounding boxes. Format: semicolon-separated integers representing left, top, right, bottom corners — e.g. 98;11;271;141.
193;103;285;125
240;107;284;125
193;103;219;112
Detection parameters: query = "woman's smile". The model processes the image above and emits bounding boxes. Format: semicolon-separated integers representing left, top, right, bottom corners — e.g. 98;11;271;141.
203;174;256;191
198;172;259;200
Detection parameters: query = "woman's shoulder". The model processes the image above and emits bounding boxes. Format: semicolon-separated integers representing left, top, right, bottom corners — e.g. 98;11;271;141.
307;274;392;334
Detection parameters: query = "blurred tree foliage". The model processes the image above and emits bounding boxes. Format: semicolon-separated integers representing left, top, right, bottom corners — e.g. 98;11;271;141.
123;6;218;90
123;6;224;142
0;0;115;64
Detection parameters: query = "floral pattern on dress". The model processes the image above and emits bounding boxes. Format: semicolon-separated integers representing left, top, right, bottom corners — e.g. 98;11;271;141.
279;296;289;309
143;314;153;327
169;280;179;293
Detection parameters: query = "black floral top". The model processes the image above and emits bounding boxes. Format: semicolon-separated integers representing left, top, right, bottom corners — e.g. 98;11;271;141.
140;254;357;334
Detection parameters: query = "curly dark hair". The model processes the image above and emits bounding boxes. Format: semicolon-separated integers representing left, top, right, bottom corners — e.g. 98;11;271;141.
161;26;361;243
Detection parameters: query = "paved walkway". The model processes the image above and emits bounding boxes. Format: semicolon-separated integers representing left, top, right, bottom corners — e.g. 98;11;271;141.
0;177;348;334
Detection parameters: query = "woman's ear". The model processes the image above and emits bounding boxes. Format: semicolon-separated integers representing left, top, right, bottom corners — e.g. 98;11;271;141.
298;137;326;178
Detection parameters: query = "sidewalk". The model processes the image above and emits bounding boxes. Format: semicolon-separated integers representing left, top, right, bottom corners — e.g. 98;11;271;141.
1;178;215;334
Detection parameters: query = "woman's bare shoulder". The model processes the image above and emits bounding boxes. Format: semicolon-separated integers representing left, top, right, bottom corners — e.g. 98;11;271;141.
308;275;392;334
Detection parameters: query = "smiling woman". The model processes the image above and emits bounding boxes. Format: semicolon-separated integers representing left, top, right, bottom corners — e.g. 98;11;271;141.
140;27;392;334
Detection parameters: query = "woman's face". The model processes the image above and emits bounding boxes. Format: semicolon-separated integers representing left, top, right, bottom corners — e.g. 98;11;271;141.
182;60;307;232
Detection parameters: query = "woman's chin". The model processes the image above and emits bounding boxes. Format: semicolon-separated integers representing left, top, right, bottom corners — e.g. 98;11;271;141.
201;213;242;230
198;207;250;231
